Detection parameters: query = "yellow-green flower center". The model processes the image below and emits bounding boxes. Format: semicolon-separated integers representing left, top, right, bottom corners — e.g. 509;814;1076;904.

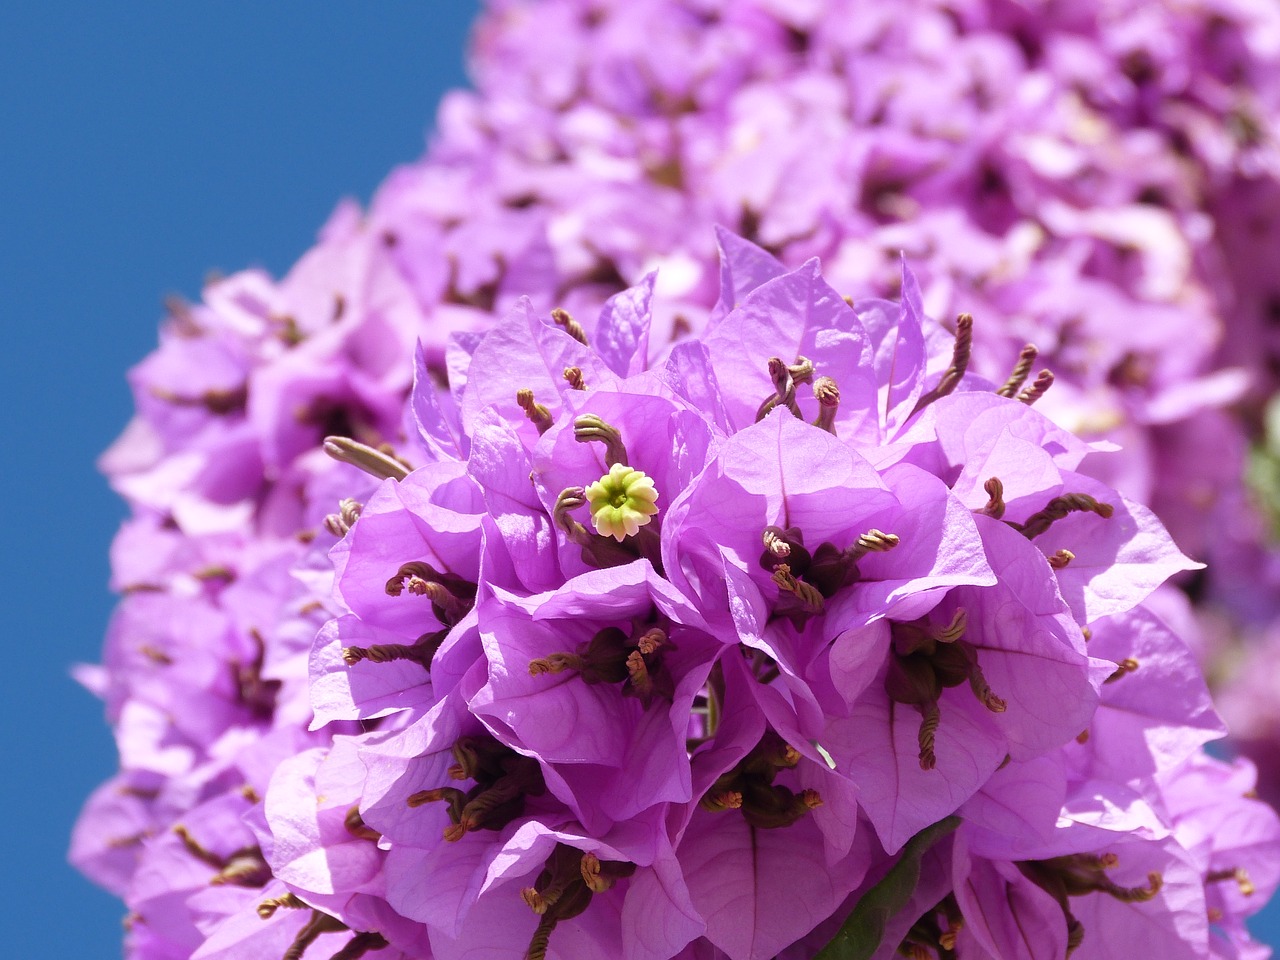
584;463;660;541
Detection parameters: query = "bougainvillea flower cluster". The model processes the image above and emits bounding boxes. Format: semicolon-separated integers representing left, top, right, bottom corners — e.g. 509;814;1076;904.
78;235;1280;957
73;0;1280;956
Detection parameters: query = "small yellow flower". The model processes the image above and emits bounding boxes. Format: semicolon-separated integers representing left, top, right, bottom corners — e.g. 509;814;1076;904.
584;463;660;541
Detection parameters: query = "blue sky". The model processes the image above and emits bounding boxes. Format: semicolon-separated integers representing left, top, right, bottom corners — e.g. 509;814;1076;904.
3;2;1276;957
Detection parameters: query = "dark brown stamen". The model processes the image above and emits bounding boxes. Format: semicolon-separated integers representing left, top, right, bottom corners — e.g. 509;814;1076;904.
563;366;587;390
1075;852;1119;870
1017;493;1113;539
344;806;381;843
762;527;792;560
118;784;161;800
1099;872;1163;903
772;564;825;615
257;892;306;919
551;307;588;345
552;486;645;569
329;932;390;960
997;344;1039;398
517;389;554;434
342;629;445;670
911;314;973;416
521;846;583;915
812;376;840;434
981;477;1006;519
526;914;557;960
173;825;226;870
635;627;666;656
384;562;473;624
625;650;653;698
918;701;941;770
282;910;348;960
106;831;151;849
407;786;467;819
1017;369;1055;405
969;666;1008;713
1105;658;1139;684
553;487;591;544
210;849;272;888
700;732;822;828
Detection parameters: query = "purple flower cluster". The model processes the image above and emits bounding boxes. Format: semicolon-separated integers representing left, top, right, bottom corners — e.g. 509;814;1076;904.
80;234;1280;957
73;0;1280;956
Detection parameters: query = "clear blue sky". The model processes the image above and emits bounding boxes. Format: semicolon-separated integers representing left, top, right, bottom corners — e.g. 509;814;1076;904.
3;2;1276;957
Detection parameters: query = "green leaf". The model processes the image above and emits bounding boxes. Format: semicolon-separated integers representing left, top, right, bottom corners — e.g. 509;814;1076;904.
812;816;960;960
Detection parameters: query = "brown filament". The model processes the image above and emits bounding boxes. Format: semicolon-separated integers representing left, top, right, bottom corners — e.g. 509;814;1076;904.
997;344;1039;397
551;308;588;345
918;701;941;770
1016;369;1055;405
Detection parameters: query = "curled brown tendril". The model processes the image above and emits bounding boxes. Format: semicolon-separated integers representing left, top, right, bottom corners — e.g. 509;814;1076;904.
282;910;348;960
342;629;446;671
772;563;825;615
210;850;272;887
324;498;364;537
551;307;588;345
383;561;474;625
517;389;554;434
1016;493;1113;539
917;701;941;770
1017;369;1055;405
563;366;586;390
257;892;306;919
911;313;972;416
980;477;1006;519
997;344;1039;398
